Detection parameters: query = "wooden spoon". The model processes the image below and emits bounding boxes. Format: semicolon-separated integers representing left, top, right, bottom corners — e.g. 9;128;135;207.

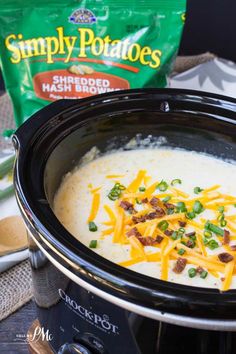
0;215;28;256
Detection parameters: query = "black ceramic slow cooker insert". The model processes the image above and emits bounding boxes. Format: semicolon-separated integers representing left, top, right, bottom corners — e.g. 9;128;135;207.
13;89;236;354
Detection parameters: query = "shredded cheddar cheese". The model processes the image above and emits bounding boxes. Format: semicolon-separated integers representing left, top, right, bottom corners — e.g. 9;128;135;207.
90;186;102;194
160;239;169;281
202;185;220;193
222;260;235;291
104;205;116;223
113;203;125;243
146;252;161;262
87;193;100;222
164;239;181;256
171;187;189;199
118;257;144;267
106;174;125;179
101;227;114;236
128;235;146;259
144;182;159;196
196;233;207;257
144;175;152;186
127;170;146;193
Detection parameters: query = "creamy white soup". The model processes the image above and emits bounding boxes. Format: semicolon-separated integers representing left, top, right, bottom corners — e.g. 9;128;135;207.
54;148;236;291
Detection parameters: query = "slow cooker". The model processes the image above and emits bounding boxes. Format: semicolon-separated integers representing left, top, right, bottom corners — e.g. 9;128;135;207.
13;89;236;354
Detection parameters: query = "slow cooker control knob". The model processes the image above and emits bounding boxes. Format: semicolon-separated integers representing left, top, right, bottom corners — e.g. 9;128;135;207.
58;342;94;354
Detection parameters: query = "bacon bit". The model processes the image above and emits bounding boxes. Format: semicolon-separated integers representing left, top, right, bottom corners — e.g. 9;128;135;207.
173;257;187;273
223;230;230;245
126;227;141;238
186;240;195;248
119;200;133;210
164;229;173;236
127;226;161;246
141;198;148;204
186;231;196;238
138;236;158;246
155;206;166;216
149;197;160;207
221;277;225;282
164;203;175;210
196;266;204;274
218;252;234;263
178;221;186;227
146;211;159;220
132;215;146;224
119;201;136;213
156;235;164;244
230;245;236;251
132;207;165;224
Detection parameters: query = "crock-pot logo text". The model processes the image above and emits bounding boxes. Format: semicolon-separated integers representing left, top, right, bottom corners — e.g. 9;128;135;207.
5;27;162;68
59;289;119;334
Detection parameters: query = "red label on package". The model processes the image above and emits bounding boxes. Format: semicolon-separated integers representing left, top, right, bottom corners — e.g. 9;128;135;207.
33;69;130;101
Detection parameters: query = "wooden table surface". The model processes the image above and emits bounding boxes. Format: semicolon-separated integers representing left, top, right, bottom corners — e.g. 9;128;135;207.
0;300;37;354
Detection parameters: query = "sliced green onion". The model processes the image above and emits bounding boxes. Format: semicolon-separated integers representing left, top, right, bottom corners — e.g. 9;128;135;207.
108;183;126;201
0;184;14;201
178;227;185;234
220;220;227;227
156;180;168;192
186;211;196;220
218;206;225;213
204;221;224;236
88;221;98;232
177;231;184;239
119;184;126;190
200;270;208;279
89;240;97;248
207;239;219;250
178;248;185;255
158;220;169;231
203;237;209;245
108;195;117;201
194;186;203;194
193;200;204;214
108;194;116;200
189;234;196;241
139;186;146;192
0;155;15;179
171;231;178;240
176;202;187;213
188;268;197;278
162;196;171;203
204;230;212;239
234;204;236;208
217;214;225;222
111;190;119;197
171;179;182;186
135;198;142;205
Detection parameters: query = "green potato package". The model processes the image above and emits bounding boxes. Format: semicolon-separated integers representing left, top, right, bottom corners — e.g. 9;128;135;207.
0;0;186;128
